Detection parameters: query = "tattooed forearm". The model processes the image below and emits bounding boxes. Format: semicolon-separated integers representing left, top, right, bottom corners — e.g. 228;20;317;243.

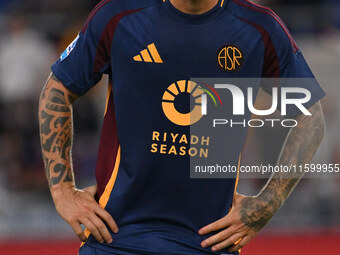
39;73;78;187
240;102;325;231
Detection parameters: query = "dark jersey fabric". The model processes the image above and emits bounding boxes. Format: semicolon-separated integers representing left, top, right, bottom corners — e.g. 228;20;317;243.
52;0;325;254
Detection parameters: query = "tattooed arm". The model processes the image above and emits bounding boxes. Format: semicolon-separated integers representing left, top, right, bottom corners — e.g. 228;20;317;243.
39;73;118;243
198;101;325;252
39;73;77;186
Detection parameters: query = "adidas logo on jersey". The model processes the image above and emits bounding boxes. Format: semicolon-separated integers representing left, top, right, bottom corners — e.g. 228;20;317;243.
133;43;163;63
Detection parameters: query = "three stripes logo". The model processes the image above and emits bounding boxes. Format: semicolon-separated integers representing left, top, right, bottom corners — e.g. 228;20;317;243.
133;43;163;63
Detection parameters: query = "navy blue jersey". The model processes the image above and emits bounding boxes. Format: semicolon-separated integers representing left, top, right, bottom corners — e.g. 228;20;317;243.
52;0;325;254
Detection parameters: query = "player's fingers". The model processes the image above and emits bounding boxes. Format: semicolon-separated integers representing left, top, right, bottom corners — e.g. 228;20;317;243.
228;235;252;253
201;227;235;248
199;216;232;235
94;206;119;234
81;218;104;244
90;214;113;243
70;221;87;242
211;232;244;252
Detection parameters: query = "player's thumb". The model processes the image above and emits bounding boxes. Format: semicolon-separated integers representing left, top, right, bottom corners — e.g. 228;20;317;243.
84;185;97;197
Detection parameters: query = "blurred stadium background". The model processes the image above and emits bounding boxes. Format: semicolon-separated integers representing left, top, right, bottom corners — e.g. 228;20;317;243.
0;0;339;254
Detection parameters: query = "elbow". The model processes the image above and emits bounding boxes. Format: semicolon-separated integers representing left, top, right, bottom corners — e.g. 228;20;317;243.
312;103;326;147
299;101;326;147
317;115;326;145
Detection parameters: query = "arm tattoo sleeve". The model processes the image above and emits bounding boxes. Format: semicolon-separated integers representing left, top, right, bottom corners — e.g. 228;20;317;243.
240;102;325;231
39;74;78;187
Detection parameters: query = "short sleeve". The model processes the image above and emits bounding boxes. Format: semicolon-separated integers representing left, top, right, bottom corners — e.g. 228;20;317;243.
261;17;325;118
51;11;110;96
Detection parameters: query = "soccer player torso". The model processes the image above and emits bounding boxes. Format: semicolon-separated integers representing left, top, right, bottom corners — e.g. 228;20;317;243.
102;3;245;254
52;0;324;254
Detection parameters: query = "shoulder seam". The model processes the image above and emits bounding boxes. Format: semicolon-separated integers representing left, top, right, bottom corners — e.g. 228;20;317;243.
230;12;281;78
93;8;144;73
231;0;298;53
81;0;113;33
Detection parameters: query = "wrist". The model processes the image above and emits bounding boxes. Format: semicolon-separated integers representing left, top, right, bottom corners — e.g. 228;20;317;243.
50;182;76;202
255;191;283;216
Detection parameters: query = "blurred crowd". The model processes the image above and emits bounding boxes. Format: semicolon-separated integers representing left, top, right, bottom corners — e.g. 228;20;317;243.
0;0;339;240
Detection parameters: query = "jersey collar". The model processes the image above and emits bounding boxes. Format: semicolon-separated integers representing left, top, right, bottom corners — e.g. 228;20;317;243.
161;0;229;25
